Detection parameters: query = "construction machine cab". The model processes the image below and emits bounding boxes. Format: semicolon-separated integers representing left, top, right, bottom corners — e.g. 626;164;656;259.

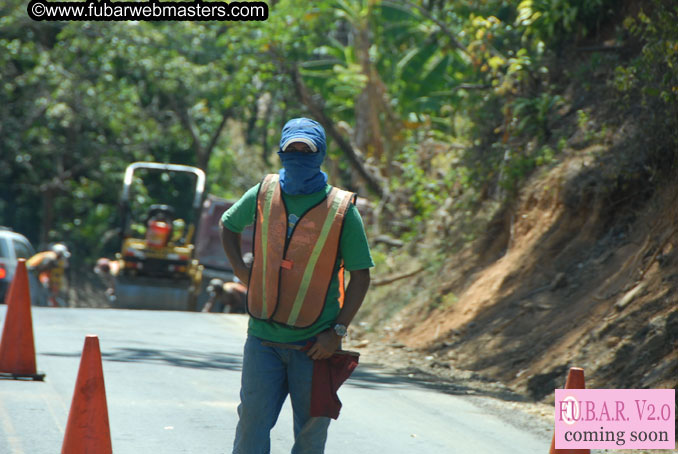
113;162;206;311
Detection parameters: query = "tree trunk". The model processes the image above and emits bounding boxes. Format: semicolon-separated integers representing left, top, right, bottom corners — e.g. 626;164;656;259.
354;23;385;167
173;100;230;173
197;111;230;172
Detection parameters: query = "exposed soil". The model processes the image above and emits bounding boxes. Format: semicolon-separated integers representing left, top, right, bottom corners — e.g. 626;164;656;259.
398;153;677;389
382;148;678;393
354;62;678;452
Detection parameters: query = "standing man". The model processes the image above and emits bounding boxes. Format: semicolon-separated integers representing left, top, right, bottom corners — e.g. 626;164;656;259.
220;117;373;454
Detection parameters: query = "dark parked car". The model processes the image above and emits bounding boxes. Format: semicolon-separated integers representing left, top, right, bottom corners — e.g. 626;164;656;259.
0;228;45;305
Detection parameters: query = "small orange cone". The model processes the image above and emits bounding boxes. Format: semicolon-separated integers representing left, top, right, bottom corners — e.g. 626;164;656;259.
61;335;113;454
549;367;589;454
0;259;45;380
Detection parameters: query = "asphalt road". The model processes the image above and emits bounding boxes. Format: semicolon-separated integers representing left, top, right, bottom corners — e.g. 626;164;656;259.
0;306;550;453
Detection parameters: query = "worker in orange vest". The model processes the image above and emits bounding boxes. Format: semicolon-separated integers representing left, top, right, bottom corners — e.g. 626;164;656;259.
27;243;70;307
220;118;373;453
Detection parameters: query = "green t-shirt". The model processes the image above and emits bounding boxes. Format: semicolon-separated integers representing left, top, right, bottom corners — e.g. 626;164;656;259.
221;181;374;342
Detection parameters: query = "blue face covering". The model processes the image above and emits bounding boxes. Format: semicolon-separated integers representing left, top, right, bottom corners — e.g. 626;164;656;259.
277;118;328;195
277;151;328;195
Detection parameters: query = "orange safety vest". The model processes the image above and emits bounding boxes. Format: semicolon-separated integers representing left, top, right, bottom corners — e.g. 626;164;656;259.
27;251;65;292
247;174;356;328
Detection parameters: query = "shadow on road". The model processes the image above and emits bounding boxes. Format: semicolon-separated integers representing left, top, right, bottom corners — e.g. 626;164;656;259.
349;361;528;402
42;349;525;402
42;347;243;372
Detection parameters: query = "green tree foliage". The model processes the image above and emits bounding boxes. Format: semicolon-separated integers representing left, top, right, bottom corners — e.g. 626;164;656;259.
0;0;668;262
1;3;265;257
614;1;678;149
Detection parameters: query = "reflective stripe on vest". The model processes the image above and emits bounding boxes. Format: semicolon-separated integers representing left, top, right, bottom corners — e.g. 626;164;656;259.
247;174;355;328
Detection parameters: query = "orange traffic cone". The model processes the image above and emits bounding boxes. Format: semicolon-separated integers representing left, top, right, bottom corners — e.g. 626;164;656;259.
549;367;589;454
61;335;113;454
0;259;45;380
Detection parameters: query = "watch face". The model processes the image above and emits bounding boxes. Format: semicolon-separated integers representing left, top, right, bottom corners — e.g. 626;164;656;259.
334;324;347;337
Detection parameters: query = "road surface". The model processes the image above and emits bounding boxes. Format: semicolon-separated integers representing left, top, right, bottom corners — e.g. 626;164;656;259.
0;306;550;453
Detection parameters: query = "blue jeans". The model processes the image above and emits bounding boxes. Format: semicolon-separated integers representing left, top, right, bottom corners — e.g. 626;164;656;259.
232;335;331;454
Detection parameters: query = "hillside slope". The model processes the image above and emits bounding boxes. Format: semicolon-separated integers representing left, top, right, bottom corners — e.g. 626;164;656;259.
359;47;678;402
399;150;677;399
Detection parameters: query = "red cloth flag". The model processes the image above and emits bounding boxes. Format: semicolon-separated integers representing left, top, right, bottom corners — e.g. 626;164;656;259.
310;353;359;419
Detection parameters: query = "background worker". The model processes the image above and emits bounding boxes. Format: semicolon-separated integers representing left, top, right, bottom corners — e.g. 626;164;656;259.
201;253;252;313
220;117;373;454
202;252;252;314
27;242;71;307
93;257;120;302
201;277;247;313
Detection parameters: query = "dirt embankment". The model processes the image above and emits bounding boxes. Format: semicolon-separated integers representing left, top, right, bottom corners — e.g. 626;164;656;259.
358;84;678;406
404;158;676;396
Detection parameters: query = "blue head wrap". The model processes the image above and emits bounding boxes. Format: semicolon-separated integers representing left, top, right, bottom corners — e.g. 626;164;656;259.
277;118;328;195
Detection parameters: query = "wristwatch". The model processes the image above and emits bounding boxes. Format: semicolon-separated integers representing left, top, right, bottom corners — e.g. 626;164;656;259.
333;323;348;338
